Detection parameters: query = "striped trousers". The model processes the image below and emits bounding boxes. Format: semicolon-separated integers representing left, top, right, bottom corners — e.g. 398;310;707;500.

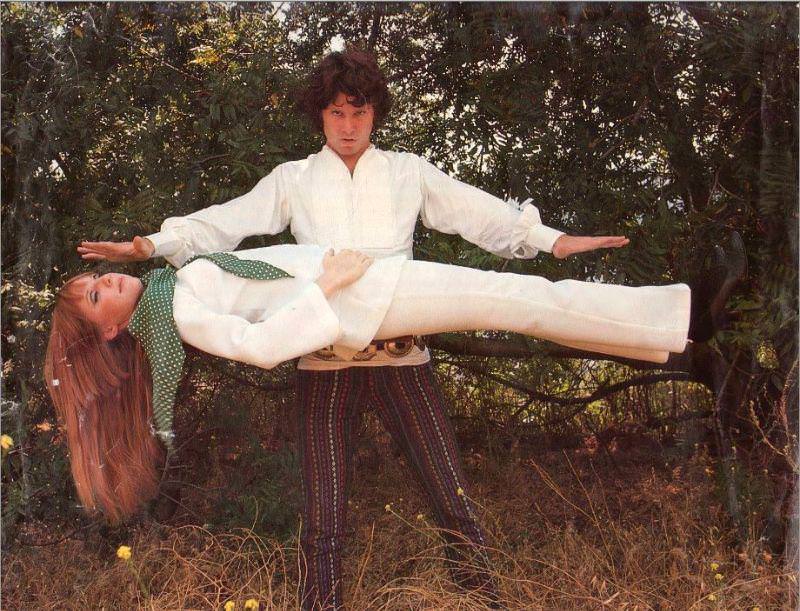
297;363;496;610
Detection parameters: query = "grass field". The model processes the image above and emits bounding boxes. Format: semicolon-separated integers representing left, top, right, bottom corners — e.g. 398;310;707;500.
3;432;796;610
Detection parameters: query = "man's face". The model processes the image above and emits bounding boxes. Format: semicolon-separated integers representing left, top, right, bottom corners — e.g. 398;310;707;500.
321;92;374;166
74;272;143;340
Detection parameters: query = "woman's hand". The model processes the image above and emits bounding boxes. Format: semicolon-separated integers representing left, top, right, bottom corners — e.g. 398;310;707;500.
316;249;374;297
77;236;155;262
551;235;630;259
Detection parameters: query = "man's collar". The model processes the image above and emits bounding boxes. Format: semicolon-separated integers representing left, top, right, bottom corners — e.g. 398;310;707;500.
320;143;376;170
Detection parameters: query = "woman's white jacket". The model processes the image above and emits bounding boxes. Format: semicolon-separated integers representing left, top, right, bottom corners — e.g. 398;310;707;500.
172;244;402;369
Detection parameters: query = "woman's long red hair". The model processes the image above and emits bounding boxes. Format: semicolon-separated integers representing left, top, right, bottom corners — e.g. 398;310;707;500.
43;273;164;523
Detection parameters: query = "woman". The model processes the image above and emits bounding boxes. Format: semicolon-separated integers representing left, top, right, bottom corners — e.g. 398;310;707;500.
45;244;697;522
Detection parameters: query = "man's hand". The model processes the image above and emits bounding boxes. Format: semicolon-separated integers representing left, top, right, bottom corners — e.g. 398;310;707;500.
316;249;373;297
77;236;155;262
551;235;630;259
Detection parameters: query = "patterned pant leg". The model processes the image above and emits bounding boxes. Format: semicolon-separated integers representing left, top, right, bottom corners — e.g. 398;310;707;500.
367;363;498;598
297;368;364;611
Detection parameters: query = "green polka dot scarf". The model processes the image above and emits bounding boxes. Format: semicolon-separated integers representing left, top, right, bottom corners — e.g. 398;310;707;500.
128;252;292;450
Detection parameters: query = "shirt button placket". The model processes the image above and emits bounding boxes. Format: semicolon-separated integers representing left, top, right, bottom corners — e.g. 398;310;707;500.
346;182;355;246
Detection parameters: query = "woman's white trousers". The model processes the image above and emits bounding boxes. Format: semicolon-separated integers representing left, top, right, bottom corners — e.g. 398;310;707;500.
375;260;691;364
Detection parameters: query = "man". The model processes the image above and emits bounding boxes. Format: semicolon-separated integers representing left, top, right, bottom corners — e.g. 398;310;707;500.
79;49;685;609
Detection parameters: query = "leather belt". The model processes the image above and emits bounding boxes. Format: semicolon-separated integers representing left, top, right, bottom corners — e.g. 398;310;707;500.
312;335;426;361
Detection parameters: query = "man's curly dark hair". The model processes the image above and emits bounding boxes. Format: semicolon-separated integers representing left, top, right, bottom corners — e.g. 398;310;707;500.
296;48;392;133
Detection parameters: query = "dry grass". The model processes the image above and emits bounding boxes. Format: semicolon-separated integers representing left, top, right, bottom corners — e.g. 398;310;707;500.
3;439;796;610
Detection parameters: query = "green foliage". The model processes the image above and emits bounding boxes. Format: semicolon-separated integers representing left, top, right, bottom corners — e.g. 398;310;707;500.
707;458;777;538
1;3;796;541
210;447;302;541
1;396;78;545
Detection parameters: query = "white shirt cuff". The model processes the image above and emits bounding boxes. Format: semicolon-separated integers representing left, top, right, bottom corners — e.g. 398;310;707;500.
527;224;565;253
145;231;183;259
508;200;565;256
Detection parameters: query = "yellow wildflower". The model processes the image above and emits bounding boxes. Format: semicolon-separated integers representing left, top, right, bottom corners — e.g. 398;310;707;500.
752;607;760;611
710;561;719;571
224;601;235;611
456;487;464;496
0;434;13;451
708;594;717;601
116;545;132;561
714;573;724;581
384;503;391;512
416;513;424;521
244;599;259;610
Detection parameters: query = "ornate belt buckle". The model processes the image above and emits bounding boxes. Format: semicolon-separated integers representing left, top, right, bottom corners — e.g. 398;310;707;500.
313;346;338;360
384;336;414;357
352;343;378;361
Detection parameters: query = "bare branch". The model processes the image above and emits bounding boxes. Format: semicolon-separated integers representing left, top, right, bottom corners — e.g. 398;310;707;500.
113;33;203;84
426;333;712;384
441;358;690;407
367;5;382;51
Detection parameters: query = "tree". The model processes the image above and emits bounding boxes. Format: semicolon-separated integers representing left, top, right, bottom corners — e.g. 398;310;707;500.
2;2;796;549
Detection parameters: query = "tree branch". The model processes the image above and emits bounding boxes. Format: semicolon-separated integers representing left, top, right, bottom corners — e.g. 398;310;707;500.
367;5;382;51
441;358;691;406
426;333;713;386
679;2;719;37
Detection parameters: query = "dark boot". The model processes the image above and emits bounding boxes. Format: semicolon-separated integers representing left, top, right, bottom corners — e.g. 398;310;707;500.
688;231;747;342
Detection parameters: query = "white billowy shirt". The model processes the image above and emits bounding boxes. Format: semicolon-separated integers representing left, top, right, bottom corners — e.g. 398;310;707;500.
147;145;565;369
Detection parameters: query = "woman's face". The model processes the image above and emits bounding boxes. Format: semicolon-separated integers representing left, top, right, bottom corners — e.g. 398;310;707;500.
74;272;144;340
